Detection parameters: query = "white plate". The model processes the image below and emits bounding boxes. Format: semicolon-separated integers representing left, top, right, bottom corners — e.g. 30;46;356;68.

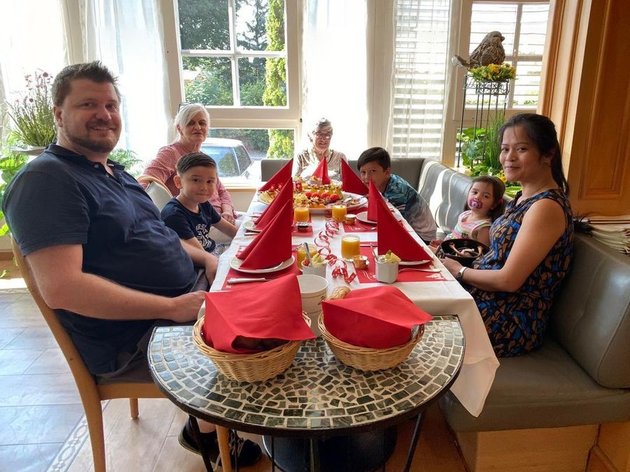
309;193;368;214
355;209;402;225
256;191;367;213
356;211;377;225
230;256;295;274
243;219;262;233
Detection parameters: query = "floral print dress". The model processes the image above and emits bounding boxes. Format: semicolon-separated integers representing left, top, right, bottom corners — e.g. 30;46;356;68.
468;189;574;357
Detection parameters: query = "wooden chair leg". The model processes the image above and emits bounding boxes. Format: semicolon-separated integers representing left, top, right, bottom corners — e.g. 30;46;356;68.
129;398;139;419
217;426;233;472
84;400;107;472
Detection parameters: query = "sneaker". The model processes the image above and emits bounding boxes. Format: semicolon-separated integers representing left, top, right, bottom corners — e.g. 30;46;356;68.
178;418;262;468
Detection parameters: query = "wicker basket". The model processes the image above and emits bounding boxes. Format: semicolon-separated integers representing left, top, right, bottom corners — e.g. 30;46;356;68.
318;315;424;372
192;316;306;382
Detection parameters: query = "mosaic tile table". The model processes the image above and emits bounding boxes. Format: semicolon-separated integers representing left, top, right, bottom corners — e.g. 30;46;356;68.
149;315;464;472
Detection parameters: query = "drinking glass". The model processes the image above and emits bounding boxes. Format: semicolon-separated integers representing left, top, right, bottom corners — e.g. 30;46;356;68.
294;206;310;223
331;204;347;222
341;235;361;260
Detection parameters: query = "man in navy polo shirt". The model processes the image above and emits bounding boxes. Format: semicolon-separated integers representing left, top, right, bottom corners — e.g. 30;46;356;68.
2;62;261;465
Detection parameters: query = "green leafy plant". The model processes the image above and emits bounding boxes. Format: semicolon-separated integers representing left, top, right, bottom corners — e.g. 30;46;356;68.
0;134;29;236
458;118;521;198
6;70;56;148
109;149;143;177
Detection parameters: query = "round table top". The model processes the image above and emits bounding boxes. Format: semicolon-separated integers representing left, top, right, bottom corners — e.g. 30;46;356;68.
148;315;464;437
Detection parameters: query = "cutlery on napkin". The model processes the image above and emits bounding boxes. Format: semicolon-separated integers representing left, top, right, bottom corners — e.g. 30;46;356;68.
227;277;269;284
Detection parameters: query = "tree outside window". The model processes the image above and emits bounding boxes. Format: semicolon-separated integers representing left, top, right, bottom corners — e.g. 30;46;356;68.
178;0;294;164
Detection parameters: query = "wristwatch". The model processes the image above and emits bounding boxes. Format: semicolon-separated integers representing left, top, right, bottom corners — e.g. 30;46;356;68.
456;266;467;281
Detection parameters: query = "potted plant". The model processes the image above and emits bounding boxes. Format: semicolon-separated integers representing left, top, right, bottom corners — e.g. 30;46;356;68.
6;70;56;152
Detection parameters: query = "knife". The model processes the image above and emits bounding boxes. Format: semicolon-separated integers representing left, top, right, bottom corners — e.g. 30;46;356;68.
227;277;269;284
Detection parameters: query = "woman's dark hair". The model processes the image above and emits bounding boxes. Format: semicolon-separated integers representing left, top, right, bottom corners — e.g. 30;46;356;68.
469;175;506;220
52;61;121;106
499;113;569;195
356;147;391;171
176;152;216;175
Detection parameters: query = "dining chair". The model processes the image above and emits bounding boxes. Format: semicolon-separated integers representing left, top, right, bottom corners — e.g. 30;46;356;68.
12;239;234;471
11;239;165;472
140;177;173;211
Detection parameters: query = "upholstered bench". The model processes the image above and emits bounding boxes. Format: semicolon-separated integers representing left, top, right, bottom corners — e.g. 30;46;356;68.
439;234;630;472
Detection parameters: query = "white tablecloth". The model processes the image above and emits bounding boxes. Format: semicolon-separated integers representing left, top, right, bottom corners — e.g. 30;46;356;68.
210;198;499;417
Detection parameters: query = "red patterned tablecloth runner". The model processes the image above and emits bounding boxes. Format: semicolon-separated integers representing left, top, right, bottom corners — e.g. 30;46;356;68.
354;246;447;284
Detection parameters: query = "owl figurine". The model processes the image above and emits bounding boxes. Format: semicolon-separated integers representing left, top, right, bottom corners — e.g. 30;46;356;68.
453;31;506;68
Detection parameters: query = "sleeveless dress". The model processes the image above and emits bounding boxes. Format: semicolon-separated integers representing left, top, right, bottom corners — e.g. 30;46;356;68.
468;189;574;357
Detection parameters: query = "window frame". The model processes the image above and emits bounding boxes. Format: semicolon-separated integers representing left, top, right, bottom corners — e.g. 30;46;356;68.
161;0;302;136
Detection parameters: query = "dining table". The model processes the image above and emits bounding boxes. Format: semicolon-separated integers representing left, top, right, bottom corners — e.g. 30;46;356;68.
211;193;499;418
149;189;500;471
149;315;464;472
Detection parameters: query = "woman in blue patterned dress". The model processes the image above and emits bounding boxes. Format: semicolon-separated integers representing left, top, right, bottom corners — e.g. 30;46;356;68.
441;114;574;357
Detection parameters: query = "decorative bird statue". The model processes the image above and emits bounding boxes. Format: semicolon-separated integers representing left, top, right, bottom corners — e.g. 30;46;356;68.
452;31;506;68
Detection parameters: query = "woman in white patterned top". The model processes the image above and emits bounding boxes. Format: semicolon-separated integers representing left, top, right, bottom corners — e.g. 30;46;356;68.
294;118;347;180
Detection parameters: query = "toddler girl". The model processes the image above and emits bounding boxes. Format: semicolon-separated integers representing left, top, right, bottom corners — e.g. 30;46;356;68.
446;175;505;246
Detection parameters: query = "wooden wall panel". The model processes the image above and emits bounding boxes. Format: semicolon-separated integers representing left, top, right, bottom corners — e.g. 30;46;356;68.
541;0;630;216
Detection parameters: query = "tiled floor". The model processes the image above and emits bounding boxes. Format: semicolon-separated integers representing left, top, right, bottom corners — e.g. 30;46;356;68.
0;283;85;472
0;259;467;471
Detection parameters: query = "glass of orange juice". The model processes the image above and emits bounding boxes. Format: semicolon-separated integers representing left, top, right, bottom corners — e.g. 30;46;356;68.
331;204;347;222
341;235;361;260
294;206;310;223
296;244;318;268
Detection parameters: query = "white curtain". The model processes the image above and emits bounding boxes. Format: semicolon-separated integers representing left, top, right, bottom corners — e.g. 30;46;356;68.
1;0;170;162
0;0;65;136
302;0;368;160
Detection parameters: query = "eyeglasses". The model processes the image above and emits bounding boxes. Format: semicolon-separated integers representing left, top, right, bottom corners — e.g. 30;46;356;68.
314;132;332;139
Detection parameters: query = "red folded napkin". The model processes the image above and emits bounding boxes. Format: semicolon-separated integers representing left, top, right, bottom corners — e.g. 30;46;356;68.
312;157;330;184
376;191;432;262
367;180;381;222
322;286;432;349
341;159;368;195
203;275;315;353
238;199;293;269
255;177;293;230
259;158;294;192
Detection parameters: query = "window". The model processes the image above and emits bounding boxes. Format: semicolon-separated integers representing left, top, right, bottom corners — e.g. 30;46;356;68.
164;0;301;182
469;1;550;109
391;0;452;161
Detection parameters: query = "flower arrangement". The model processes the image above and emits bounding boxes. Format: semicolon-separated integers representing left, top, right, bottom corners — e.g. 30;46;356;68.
6;70;56;148
469;63;516;83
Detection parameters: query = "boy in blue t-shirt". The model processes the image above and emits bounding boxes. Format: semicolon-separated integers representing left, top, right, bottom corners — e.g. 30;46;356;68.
357;147;437;242
161;152;237;254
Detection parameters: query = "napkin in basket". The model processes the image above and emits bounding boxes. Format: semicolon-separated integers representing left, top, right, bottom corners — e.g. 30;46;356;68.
322;286;432;349
203;275;315;353
255;177;293;230
311;157;330;184
376;187;432;262
340;159;368;195
367;180;382;222
259;158;294;192
238;199;293;270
